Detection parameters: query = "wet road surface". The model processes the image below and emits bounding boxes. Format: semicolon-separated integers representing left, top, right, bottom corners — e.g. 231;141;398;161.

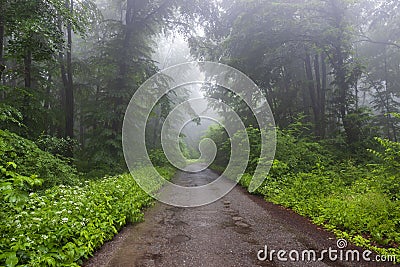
84;165;396;267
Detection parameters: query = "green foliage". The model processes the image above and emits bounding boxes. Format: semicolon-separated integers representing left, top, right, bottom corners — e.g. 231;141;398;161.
75;128;125;178
0;130;79;188
148;149;170;167
178;135;192;159
1;162;43;207
208;125;331;175
0;85;49;138
0;103;23;127
367;137;400;201
230;127;262;174
203;125;231;167
369;137;400;174
319;191;399;245
4;0;96;62
36;134;78;159
0;167;175;266
274;129;332;173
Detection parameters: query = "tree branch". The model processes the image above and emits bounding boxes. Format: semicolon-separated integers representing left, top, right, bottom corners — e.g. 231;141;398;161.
354;35;400;49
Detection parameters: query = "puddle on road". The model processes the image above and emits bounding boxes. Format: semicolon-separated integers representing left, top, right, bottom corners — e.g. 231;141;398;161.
221;203;253;234
169;234;191;244
170;219;188;226
232;216;243;221
221;220;253;235
143;252;162;260
224;208;239;216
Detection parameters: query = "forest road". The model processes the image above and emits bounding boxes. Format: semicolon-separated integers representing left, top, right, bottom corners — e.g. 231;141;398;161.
84;164;396;267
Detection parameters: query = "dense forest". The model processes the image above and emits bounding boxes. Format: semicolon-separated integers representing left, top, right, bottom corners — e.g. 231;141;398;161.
0;0;399;266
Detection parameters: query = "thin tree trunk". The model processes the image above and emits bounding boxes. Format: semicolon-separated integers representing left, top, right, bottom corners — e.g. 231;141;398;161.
58;13;67;136
0;3;5;81
304;52;320;137
314;54;322;106
79;100;85;148
153;119;161;148
333;44;354;143
383;48;397;142
56;0;74;156
326;0;355;143
113;0;135;133
59;50;67;106
383;47;391;140
65;0;74;141
21;50;32;132
320;53;327;138
24;50;32;88
44;74;52;134
10;59;16;87
314;53;325;138
392;115;398;142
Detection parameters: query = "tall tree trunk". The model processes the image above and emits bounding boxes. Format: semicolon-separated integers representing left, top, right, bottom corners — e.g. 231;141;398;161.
382;46;391;140
152;112;161;148
0;3;5;81
325;0;356;143
383;48;397;142
333;43;354;143
304;52;320;137
56;0;74;157
314;54;322;106
65;0;74;141
120;0;134;82
314;53;325;138
320;53;327;138
113;0;135;134
58;49;67;123
44;73;52;133
79;100;85;148
24;50;32;88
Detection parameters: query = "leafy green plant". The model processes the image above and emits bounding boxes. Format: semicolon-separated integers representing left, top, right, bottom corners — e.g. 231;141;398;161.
0;130;80;188
0;166;175;266
1;162;43;208
0;103;23;127
148;148;170;167
36;134;78;159
368;137;400;174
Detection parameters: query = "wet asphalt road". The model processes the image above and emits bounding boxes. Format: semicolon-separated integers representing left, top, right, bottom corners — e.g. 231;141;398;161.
85;165;396;267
